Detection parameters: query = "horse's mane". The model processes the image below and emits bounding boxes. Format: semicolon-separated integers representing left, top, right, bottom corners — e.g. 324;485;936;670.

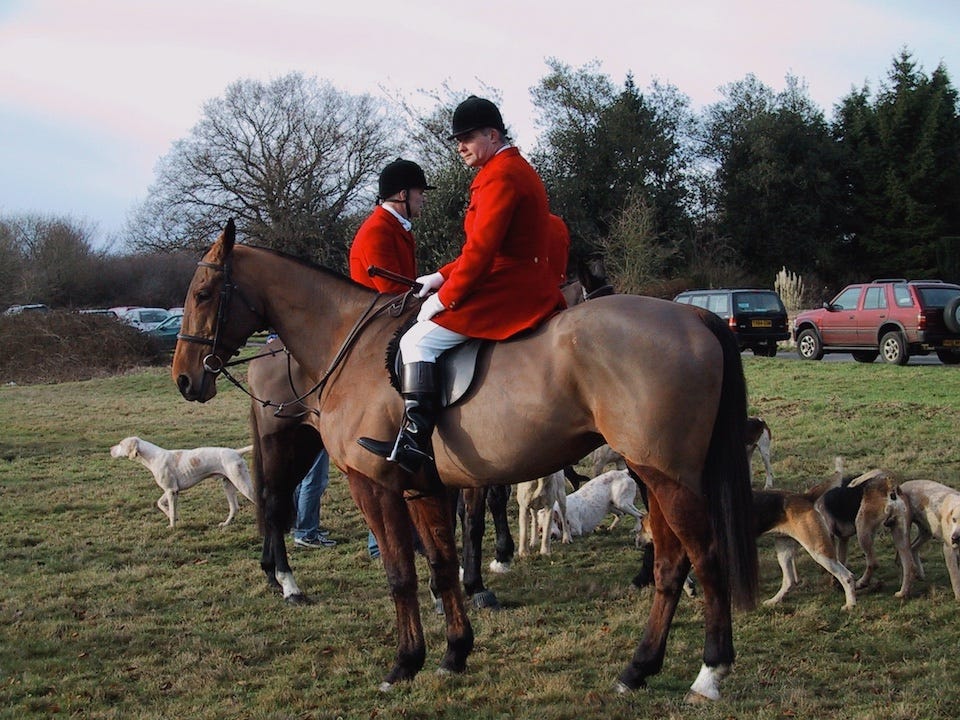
225;241;375;292
384;317;417;392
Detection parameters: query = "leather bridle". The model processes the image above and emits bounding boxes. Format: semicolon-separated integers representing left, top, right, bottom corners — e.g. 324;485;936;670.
176;255;419;416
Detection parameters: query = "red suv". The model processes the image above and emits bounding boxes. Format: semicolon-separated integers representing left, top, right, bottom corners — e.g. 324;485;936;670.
793;279;960;365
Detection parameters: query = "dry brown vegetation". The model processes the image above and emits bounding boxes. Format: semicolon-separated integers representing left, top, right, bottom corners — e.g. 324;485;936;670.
0;312;168;385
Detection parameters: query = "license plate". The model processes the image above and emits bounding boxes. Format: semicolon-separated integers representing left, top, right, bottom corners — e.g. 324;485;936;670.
944;338;960;347
751;319;772;328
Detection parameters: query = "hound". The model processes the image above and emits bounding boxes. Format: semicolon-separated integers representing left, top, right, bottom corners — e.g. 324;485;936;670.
546;469;644;541
898;480;960;599
814;468;915;597
516;470;569;556
751;488;857;609
745;416;775;488
110;436;255;528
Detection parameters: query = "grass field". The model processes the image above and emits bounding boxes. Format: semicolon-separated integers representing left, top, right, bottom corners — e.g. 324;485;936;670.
2;357;960;719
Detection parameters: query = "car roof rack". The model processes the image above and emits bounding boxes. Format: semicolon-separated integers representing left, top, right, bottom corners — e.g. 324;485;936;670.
871;278;907;283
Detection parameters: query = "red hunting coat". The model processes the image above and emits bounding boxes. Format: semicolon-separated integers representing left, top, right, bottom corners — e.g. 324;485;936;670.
435;147;566;340
348;206;417;293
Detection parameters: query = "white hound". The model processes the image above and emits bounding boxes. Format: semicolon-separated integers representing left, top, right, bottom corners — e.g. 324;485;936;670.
110;436;255;528
516;470;570;555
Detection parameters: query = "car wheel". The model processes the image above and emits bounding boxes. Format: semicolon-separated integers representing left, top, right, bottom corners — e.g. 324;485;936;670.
945;297;960;334
936;349;960;365
796;329;823;360
851;350;878;363
880;331;909;365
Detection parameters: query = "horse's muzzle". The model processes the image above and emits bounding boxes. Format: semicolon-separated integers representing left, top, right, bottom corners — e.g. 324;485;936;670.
177;373;214;402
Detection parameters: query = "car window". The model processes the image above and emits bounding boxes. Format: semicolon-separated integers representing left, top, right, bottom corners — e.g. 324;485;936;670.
916;286;960;308
831;287;862;310
733;292;784;313
139;310;169;323
893;284;914;307
707;294;729;315
863;287;887;310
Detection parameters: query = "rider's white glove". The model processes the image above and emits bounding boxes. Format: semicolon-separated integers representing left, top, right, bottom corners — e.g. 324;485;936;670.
415;271;445;298
417;293;446;322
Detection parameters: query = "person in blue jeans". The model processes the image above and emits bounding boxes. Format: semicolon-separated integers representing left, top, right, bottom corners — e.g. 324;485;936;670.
293;450;336;548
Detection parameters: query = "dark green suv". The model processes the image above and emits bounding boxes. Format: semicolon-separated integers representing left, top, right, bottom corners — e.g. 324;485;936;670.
674;288;790;356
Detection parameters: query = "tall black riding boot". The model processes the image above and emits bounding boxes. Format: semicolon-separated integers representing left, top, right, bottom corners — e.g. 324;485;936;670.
358;362;438;474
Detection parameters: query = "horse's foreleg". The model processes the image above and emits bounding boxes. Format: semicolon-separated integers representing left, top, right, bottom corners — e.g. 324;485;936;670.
257;467;308;604
406;489;475;675
346;471;425;689
617;491;689;693
487;484;515;573
460;488;502;608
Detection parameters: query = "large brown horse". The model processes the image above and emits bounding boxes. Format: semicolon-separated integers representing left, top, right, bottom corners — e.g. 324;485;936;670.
172;221;757;702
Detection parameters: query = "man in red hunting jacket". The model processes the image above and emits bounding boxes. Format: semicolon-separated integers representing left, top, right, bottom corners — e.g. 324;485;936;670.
359;96;565;474
349;158;432;293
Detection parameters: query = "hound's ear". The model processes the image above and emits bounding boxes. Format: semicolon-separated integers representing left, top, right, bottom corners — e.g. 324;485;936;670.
127;439;140;459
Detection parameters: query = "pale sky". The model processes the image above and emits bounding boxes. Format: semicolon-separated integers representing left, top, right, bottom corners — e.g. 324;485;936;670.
1;0;958;248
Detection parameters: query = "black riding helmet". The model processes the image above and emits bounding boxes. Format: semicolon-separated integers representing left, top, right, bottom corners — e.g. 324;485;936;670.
378;159;435;201
448;95;506;140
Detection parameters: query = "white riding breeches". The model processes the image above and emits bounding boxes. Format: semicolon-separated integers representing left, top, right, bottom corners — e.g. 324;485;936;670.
398;320;469;364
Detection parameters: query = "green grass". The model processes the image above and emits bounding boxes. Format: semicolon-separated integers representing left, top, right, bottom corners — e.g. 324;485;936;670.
1;359;959;719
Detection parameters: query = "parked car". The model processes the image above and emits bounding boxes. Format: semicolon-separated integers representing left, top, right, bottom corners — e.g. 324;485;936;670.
673;288;790;356
4;303;49;315
115;307;170;332
79;308;121;319
792;279;960;365
145;312;182;352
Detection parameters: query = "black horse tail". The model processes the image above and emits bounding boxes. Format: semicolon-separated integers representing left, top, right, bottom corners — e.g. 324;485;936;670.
699;310;759;611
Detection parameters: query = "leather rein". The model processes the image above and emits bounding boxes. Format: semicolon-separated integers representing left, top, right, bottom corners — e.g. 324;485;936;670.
176;257;416;418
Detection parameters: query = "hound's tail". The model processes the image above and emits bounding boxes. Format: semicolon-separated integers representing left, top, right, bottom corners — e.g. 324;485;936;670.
699;310;759;611
237;445;254;455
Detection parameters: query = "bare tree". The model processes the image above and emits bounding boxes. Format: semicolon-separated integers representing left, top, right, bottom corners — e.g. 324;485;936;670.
0;214;102;307
129;73;397;265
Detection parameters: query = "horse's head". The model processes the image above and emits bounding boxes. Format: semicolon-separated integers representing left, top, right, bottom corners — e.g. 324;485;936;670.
172;219;267;402
576;253;613;299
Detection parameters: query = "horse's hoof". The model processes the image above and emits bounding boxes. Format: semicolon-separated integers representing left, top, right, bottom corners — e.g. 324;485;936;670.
684;690;715;704
435;667;453;677
488;559;511;574
284;593;313;605
378;681;393;693
471;590;501;611
614;681;634;694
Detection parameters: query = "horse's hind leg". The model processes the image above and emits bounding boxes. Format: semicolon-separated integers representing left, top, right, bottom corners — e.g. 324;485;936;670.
406;489;475;675
346;470;426;688
643;469;736;703
617;491;689;693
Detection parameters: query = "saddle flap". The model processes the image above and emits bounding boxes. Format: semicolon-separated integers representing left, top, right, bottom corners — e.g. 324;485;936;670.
394;338;485;408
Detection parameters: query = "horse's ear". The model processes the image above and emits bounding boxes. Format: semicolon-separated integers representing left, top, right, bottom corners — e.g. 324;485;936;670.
209;219;236;264
223;219;236;252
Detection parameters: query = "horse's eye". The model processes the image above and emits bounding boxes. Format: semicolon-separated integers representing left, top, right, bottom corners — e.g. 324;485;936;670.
196;289;212;303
